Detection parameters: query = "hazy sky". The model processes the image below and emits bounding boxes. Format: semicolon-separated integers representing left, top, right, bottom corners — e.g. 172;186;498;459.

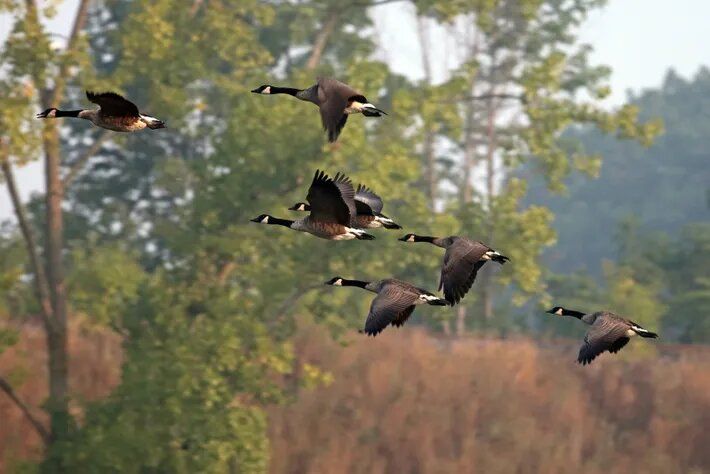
1;0;709;219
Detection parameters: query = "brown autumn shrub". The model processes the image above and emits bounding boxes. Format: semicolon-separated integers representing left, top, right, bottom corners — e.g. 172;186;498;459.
1;321;709;474
268;327;710;474
0;319;122;473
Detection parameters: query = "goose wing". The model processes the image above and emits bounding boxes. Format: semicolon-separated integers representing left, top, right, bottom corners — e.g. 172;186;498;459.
317;77;360;142
578;314;632;365
355;184;384;215
305;170;357;226
439;239;489;305
86;91;140;117
363;283;419;336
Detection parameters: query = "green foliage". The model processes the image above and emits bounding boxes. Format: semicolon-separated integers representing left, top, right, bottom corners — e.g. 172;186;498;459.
54;278;282;473
67;245;146;327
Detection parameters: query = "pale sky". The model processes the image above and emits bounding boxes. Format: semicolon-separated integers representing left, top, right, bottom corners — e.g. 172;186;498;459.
1;0;709;219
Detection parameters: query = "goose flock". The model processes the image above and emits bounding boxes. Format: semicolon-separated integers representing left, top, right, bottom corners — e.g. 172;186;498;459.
36;78;659;365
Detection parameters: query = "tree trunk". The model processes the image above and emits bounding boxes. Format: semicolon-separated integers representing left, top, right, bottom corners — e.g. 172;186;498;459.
416;15;437;208
455;306;467;337
481;95;497;322
43;126;71;453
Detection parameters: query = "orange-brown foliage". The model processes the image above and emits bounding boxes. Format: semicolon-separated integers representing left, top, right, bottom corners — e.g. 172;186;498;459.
1;322;709;474
0;320;122;473
268;328;710;474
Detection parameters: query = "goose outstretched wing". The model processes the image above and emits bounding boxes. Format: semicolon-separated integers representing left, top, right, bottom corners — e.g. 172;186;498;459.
86;91;140;117
306;170;357;226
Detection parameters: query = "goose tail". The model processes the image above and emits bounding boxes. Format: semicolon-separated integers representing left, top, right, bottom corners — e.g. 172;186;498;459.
633;325;659;338
375;214;402;230
486;250;510;265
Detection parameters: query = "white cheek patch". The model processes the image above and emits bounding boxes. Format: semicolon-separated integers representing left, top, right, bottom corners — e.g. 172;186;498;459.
556;308;563;315
333;279;343;286
263;86;271;94
407;236;415;242
418;294;440;302
260;216;269;223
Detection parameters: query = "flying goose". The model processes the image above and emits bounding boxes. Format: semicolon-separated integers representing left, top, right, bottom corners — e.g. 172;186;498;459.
250;170;374;240
546;306;659;365
325;277;449;336
36;91;165;132
251;77;386;142
398;234;509;305
289;183;401;230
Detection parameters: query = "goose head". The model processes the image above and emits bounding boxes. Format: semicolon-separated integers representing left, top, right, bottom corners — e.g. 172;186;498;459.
288;202;310;212
545;306;566;316
250;214;272;224
398;233;418;242
36;108;58;119
251;85;272;94
324;276;344;286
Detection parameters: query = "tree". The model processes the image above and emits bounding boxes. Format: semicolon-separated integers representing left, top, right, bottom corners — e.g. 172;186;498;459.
404;0;660;334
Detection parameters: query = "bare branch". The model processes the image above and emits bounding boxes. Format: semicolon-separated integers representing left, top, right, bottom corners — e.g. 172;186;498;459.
439;93;525;104
349;0;408;7
49;0;91;106
63;130;111;187
0;140;54;331
269;284;323;329
306;10;340;70
0;375;50;445
189;0;206;17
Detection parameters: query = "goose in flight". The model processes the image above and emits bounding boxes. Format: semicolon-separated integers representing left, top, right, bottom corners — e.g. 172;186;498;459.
325;277;449;336
289;183;401;230
251;170;374;240
399;234;509;305
36;91;165;132
251;77;386;142
546;307;659;365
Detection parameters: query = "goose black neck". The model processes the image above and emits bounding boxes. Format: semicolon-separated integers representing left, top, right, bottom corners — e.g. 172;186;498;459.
56;110;82;117
562;309;586;318
270;86;301;96
413;235;437;243
339;279;369;289
267;217;295;227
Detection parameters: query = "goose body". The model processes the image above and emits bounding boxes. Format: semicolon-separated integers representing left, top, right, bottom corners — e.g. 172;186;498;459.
325;277;449;336
36;91;165;132
251;77;386;142
289;183;401;230
546;307;659;365
399;234;509;305
251;170;374;241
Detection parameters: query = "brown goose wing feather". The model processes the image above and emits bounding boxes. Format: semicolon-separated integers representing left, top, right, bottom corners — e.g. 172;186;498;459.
86;91;140;117
364;283;419;336
317;77;360;142
305;170;356;226
355;184;384;214
440;239;489;305
578;315;632;365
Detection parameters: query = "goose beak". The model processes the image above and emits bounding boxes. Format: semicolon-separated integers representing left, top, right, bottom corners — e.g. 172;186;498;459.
250;88;260;94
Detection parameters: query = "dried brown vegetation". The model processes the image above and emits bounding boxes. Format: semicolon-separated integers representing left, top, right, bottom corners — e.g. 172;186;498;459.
269;328;710;474
1;322;709;474
0;320;122;472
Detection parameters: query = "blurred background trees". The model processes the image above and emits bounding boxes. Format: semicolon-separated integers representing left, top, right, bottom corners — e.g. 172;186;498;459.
0;0;707;472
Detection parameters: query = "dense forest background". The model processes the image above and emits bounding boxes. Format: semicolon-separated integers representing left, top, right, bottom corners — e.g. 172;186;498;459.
0;0;707;472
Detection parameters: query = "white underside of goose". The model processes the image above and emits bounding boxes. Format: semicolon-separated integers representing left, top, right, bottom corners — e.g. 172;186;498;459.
332;227;369;240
